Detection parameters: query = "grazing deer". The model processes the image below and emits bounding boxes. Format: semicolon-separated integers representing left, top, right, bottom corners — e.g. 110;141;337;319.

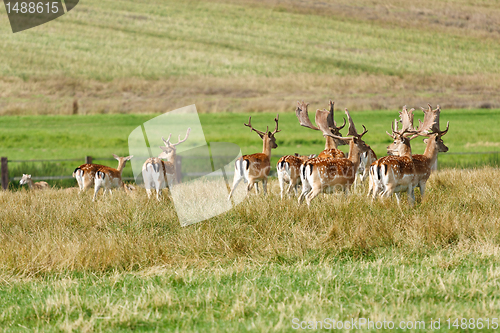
369;106;434;205
142;128;191;200
277;153;316;199
93;155;133;201
19;174;49;190
384;105;449;199
228;115;280;199
298;109;371;206
295;100;346;158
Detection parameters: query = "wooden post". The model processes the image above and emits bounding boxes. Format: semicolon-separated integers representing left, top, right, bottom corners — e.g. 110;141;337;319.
85;156;92;164
1;157;8;190
175;156;183;184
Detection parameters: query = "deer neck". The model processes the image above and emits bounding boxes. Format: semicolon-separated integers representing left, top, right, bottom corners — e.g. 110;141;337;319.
116;160;128;175
262;136;272;157
27;178;34;189
423;137;439;166
324;136;337;150
399;140;412;157
347;141;362;171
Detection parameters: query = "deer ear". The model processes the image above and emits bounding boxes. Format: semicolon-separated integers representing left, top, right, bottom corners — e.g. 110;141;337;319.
159;146;168;152
127;155;134;160
28;175;32;179
113;154;119;160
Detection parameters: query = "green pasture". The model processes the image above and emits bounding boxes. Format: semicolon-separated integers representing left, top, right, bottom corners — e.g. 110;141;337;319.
0;109;499;188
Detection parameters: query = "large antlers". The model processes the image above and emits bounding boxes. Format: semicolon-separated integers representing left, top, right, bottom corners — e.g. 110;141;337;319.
245;114;280;137
325;108;367;141
295;101;318;130
315;100;346;136
162;128;191;148
418;103;441;134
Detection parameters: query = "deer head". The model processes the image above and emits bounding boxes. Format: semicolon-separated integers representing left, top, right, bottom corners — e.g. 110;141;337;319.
159;128;191;161
422;121;450;153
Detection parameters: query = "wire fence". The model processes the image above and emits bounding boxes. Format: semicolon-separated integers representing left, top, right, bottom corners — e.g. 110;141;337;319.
2;151;499;190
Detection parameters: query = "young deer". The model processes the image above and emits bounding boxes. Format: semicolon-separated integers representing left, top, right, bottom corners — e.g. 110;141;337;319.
228;115;280;199
369;106;432;205
298;109;371;206
295;100;346;159
19;174;49;190
277;153;316;199
142;128;191;200
73;156;130;193
93;154;133;201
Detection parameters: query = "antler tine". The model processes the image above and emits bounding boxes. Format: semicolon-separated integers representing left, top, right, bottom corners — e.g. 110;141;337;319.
344;108;358;136
440;121;450;136
271;114;280;134
171;128;191;147
162;134;172;146
245;116;267;136
359;125;368;138
295;100;319;130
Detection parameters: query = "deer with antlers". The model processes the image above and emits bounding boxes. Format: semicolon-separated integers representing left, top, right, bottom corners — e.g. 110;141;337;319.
382;104;449;199
142;128;191;200
296;100;347;158
228;115;280;199
277;153;316;199
368;106;438;205
93;154;133;201
298;109;372;206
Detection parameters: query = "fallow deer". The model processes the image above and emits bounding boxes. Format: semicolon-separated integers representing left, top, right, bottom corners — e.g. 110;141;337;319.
384;104;449;199
298;109;371;206
228;115;280;199
93;154;133;201
277;153;316;199
19;174;49;190
295;100;346;158
369;106;432;205
142;128;191;200
73;156;130;193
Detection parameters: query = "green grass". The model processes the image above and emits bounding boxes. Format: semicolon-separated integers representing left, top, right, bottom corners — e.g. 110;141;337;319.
1;109;500;188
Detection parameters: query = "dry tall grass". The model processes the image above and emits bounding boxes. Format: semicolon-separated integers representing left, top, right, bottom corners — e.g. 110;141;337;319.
0;167;499;275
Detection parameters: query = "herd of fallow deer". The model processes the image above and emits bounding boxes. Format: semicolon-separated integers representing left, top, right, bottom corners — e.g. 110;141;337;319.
20;101;449;207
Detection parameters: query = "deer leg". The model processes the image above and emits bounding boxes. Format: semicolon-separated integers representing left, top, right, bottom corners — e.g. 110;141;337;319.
278;172;285;199
419;181;426;199
305;187;322;207
228;174;244;200
262;179;268;195
246;181;255;195
92;183;101;202
407;186;415;207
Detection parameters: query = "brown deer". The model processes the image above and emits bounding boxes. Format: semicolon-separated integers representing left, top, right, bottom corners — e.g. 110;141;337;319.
369;106;433;205
93;154;133;201
384;105;449;199
298;109;371;206
228;115;280;199
277;153;316;199
73;155;130;193
295;100;346;158
142;128;191;200
19;174;49;190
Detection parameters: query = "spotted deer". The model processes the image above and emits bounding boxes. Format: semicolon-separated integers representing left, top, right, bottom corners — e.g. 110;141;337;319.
73;156;129;193
142;128;191;200
93;154;133;201
228;115;280;199
369;106;434;205
19;174;49;190
384;104;449;199
277;153;316;199
295;100;346;159
298;109;371;206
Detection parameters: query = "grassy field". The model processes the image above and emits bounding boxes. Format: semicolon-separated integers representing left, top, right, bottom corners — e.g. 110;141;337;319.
1;169;500;331
0;0;499;115
1;108;500;189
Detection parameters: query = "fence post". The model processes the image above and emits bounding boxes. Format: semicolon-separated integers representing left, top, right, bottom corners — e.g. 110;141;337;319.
86;156;92;164
1;157;8;190
175;156;183;184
